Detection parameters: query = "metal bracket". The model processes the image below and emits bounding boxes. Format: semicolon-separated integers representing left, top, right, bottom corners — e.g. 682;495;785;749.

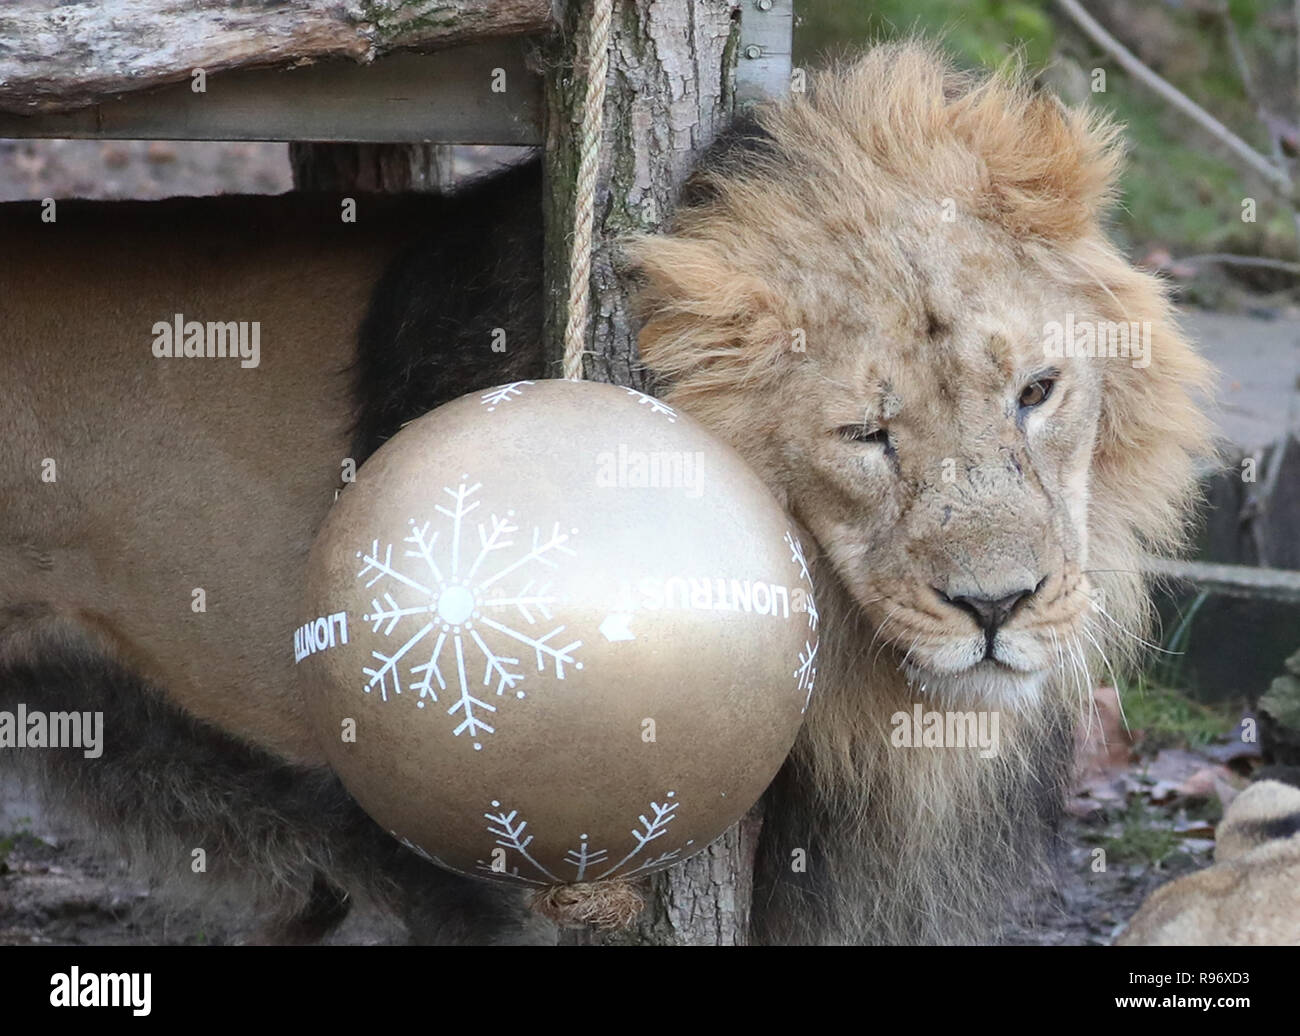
735;0;794;106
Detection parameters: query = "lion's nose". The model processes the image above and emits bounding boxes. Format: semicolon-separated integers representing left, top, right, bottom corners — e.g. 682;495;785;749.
936;584;1037;637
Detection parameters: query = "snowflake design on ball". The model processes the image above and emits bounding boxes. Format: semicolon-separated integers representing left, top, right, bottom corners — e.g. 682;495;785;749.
355;478;582;750
786;530;819;714
479;380;535;412
623;386;677;422
476;791;690;884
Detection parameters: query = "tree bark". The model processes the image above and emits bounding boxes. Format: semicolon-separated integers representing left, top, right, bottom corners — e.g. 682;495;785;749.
0;0;554;114
541;0;741;389
567;804;763;946
542;0;751;945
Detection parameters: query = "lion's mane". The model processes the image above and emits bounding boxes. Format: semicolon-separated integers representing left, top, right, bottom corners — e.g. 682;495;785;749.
631;42;1215;943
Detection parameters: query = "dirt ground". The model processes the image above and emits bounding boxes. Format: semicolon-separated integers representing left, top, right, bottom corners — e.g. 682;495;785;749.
0;680;1251;945
0;750;1226;946
0;776;404;946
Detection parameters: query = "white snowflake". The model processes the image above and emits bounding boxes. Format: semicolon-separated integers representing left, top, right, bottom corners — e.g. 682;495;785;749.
785;530;811;587
795;639;818;714
356;478;582;750
480;380;536;411
785;530;819;712
787;531;819;631
475;792;686;884
623;387;677;422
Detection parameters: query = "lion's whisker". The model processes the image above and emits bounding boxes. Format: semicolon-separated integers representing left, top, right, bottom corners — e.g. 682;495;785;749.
1088;597;1177;656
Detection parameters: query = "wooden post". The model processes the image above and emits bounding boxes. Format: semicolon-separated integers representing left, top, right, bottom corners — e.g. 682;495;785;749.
541;0;757;945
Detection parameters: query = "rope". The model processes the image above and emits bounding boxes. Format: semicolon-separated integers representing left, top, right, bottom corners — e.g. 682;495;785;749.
562;0;613;381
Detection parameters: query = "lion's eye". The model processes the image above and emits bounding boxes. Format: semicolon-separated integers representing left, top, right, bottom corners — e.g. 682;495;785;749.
1018;377;1055;410
837;425;890;447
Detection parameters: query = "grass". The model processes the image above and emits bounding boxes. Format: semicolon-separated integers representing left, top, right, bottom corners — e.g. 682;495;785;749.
1119;678;1240;750
1099;799;1185;867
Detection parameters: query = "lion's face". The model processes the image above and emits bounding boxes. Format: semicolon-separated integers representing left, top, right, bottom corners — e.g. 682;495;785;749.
635;43;1213;717
776;216;1102;709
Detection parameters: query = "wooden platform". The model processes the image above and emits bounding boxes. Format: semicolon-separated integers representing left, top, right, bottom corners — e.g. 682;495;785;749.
0;0;793;144
0;42;544;145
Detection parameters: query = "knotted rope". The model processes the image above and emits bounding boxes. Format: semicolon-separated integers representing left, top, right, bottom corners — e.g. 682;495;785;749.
531;879;644;931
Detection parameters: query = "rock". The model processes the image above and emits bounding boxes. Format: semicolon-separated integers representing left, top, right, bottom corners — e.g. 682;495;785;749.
1259;649;1300;767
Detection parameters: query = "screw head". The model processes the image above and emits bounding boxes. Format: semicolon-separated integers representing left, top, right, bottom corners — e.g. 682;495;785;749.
756;0;773;9
744;44;762;60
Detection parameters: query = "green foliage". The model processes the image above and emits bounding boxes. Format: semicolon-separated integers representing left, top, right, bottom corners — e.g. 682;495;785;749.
1259;649;1300;729
1120;678;1239;750
795;0;1056;70
1227;0;1263;29
793;0;1297;256
1100;92;1249;254
0;817;36;868
1099;799;1184;866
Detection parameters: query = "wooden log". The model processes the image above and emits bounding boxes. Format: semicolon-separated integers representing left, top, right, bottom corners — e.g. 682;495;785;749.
0;0;554;115
1146;558;1300;604
0;45;543;144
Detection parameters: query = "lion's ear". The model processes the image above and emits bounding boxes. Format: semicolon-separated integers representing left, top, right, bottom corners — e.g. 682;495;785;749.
950;81;1123;243
626;234;793;392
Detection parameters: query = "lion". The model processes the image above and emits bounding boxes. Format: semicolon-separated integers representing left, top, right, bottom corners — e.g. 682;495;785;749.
0;42;1212;944
1118;780;1300;945
630;42;1214;942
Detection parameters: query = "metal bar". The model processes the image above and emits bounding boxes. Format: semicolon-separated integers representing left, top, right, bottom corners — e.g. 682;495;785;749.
735;0;794;106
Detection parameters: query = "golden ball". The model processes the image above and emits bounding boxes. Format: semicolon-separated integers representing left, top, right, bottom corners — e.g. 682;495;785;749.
295;379;817;887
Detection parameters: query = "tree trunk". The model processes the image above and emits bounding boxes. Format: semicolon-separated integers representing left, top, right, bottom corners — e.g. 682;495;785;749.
541;0;752;945
541;0;741;389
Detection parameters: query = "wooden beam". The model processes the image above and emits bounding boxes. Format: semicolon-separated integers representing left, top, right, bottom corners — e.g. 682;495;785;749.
0;44;542;145
0;0;553;115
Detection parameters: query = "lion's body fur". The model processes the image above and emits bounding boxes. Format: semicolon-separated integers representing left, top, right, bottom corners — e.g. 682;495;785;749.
0;173;549;943
0;44;1213;944
1119;781;1300;945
